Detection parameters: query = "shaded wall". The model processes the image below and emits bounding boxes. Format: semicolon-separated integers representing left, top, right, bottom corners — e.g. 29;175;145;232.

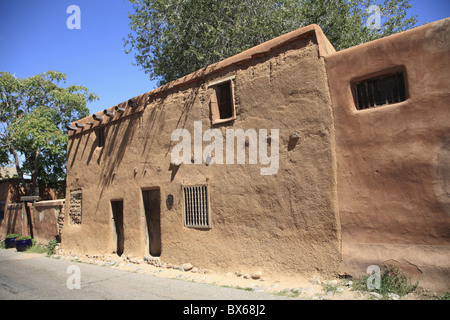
0;179;30;238
1;200;64;244
1;203;30;237
326;18;450;291
33;200;64;244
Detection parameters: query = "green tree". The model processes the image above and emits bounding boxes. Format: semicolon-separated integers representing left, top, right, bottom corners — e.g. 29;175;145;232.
124;0;417;85
0;71;98;196
298;0;418;51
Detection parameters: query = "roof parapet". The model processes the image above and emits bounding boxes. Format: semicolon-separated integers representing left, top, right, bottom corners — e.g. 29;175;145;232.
68;24;334;136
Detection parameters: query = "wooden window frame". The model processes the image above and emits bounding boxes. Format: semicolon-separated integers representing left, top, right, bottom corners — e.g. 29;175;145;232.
208;75;236;125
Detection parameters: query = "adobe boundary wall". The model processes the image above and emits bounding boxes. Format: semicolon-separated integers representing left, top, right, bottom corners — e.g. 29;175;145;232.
1;200;64;245
326;18;450;292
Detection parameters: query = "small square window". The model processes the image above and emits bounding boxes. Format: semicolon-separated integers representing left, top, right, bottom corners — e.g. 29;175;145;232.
96;127;105;147
208;76;236;124
353;71;407;110
183;185;211;228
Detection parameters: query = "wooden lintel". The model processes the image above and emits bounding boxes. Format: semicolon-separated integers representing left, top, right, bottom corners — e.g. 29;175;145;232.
20;196;41;202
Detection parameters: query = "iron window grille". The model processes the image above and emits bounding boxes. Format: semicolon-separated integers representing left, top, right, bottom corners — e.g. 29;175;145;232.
183;185;211;228
353;71;407;110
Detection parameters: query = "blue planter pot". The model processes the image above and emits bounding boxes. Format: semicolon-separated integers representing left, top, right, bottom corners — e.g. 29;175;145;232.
15;239;32;252
4;237;18;248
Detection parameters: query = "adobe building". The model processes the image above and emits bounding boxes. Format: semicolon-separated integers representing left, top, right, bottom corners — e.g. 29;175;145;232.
62;24;341;276
326;18;450;291
61;19;450;291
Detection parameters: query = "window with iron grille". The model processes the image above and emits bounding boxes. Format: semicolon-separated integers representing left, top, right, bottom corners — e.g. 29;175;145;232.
353;71;407;110
183;185;210;228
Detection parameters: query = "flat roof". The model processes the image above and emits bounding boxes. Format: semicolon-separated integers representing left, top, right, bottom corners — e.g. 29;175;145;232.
68;24;335;136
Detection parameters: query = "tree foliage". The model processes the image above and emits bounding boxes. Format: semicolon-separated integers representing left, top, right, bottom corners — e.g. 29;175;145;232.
125;0;417;85
298;0;418;51
0;71;98;195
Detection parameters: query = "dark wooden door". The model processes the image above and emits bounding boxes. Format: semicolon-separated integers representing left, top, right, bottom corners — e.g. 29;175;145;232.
111;200;124;256
142;189;161;256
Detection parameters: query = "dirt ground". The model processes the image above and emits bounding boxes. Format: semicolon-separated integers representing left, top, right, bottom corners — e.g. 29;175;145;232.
53;250;444;300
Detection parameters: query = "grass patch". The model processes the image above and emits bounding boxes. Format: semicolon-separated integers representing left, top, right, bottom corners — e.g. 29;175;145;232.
321;280;344;295
216;284;255;292
1;237;59;256
24;239;59;256
232;286;254;291
352;266;418;299
274;288;301;298
437;292;450;300
25;240;48;254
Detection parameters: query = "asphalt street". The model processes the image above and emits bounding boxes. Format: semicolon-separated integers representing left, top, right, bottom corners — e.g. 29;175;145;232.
0;249;290;301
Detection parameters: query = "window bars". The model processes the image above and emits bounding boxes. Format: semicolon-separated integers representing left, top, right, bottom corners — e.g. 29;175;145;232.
354;72;406;110
183;185;210;228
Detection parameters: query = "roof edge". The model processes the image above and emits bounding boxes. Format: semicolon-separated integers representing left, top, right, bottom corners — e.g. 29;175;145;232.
69;24;334;135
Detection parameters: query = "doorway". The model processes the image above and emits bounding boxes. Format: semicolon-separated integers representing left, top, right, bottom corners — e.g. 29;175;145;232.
142;189;161;256
111;200;124;256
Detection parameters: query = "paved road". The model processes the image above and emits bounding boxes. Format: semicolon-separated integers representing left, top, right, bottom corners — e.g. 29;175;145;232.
0;249;291;301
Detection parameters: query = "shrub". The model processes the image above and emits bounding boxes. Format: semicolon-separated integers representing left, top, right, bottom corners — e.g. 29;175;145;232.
25;242;46;253
5;234;20;239
47;239;58;256
16;236;32;241
438;292;450;300
353;265;418;299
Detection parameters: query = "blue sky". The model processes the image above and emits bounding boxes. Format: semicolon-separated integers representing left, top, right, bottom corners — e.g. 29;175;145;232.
0;0;449;116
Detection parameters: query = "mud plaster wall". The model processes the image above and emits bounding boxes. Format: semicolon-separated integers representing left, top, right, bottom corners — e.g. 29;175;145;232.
33;200;64;245
326;19;450;290
62;34;341;276
0;179;64;240
1;203;27;237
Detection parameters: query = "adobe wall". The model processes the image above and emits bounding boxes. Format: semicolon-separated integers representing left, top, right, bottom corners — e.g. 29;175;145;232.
61;30;341;277
0;179;64;240
0;200;63;243
326;18;450;291
33;200;64;244
1;203;29;237
0;179;29;238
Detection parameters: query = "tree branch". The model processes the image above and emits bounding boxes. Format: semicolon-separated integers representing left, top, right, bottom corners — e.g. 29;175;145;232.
9;147;30;195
